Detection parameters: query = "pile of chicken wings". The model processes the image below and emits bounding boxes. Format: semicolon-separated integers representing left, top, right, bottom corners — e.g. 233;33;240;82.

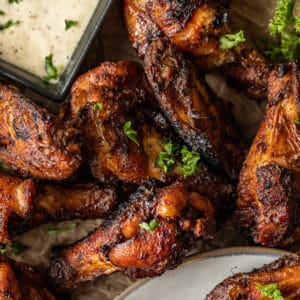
0;0;299;297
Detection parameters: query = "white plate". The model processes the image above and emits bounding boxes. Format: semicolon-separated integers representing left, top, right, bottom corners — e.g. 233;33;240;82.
116;247;291;300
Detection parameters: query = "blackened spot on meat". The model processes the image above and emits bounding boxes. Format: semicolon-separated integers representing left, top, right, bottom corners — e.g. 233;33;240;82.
12;120;30;141
213;13;228;28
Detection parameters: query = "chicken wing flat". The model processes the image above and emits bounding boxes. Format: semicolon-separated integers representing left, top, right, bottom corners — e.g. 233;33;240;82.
48;179;216;292
0;255;55;299
0;83;81;180
70;61;179;184
206;252;300;299
124;3;244;179
8;181;118;239
235;63;300;247
125;0;270;100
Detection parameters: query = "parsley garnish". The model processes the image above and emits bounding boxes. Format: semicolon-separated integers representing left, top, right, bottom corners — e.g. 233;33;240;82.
295;118;300;124
0;11;5;16
266;0;300;60
65;20;78;30
45;222;77;234
178;146;201;178
123;121;139;145
8;0;22;3
219;30;246;50
0;245;6;255
11;241;27;255
258;283;284;300
156;141;179;173
0;19;19;31
139;219;160;231
43;54;58;81
93;103;103;111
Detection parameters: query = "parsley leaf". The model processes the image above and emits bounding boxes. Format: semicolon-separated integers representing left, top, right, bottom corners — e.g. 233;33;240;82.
46;222;77;234
93;103;103;111
65;20;78;30
295;118;300;124
43;54;58;81
0;19;19;31
8;0;22;3
219;30;246;50
269;0;295;34
123;121;139;145
258;283;284;300
0;11;5;16
178;146;201;178
139;219;160;231
156;141;179;173
11;241;27;255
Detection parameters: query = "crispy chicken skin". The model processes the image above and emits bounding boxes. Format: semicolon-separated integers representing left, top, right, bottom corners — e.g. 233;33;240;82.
70;61;177;184
8;182;118;239
0;83;81;180
48;179;216;292
235;63;300;247
206;252;300;300
144;38;244;180
126;0;270;100
0;255;55;299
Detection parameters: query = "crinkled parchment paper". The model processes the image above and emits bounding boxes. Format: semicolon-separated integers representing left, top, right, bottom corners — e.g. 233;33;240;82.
5;0;299;299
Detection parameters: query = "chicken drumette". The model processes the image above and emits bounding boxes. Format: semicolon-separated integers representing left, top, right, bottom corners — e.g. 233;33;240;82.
235;63;300;247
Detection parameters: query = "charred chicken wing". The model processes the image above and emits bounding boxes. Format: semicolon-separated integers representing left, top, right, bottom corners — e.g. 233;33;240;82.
0;255;55;299
206;252;300;299
48;179;217;292
235;63;300;247
0;83;81;180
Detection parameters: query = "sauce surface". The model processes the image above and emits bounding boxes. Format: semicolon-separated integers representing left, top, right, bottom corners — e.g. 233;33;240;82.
0;0;99;79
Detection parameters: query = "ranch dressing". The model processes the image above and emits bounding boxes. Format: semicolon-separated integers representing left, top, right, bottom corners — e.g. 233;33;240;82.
0;0;99;79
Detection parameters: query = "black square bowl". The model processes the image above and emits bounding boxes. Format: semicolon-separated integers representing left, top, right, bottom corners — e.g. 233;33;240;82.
0;0;114;102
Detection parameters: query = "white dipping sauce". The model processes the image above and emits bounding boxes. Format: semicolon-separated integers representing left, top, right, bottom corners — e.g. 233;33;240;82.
0;0;99;79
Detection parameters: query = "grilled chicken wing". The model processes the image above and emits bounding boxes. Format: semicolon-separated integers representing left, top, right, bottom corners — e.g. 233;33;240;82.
8;181;118;240
0;255;55;299
48;179;218;292
0;83;81;180
124;0;270;100
235;63;300;247
0;169;118;244
70;61;178;184
124;3;245;179
206;252;300;299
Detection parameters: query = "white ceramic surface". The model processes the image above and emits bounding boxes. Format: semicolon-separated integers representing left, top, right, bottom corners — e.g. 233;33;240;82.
117;247;291;300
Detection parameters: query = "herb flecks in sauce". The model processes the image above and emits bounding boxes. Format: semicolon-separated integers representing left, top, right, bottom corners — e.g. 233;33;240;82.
0;19;19;31
65;19;78;30
43;54;59;81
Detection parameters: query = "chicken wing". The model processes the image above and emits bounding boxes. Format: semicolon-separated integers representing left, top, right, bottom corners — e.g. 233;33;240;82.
0;255;55;299
124;3;245;179
8;181;118;240
48;179;217;292
70;61;179;184
235;63;300;247
0;83;81;180
124;0;270;100
206;252;300;299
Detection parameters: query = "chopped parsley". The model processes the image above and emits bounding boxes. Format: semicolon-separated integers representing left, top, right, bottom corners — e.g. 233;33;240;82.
65;19;78;30
93;102;103;111
0;19;19;31
0;11;5;16
156;141;179;173
43;54;59;81
178;146;201;178
139;219;160;231
8;0;22;3
11;241;27;255
295;118;300;124
219;30;246;50
123;121;139;145
258;283;284;300
46;222;77;234
266;0;300;60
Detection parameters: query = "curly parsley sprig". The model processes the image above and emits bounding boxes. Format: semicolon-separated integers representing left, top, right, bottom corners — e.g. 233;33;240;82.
258;283;284;300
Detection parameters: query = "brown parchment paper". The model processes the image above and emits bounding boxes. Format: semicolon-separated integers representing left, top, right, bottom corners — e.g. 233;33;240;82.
5;0;300;299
